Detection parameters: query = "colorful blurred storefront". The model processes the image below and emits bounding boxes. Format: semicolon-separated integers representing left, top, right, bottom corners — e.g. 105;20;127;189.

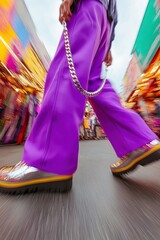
123;0;160;136
0;0;51;144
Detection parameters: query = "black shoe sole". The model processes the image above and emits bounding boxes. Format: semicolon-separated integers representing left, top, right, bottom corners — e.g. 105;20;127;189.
112;148;160;177
0;178;72;195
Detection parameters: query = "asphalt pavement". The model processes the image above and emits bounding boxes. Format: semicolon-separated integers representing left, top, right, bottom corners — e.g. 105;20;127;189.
0;140;160;240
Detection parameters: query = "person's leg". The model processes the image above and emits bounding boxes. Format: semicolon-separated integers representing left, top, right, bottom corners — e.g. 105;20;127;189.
22;0;108;176
89;81;158;157
0;0;110;193
0;120;11;141
88;74;160;175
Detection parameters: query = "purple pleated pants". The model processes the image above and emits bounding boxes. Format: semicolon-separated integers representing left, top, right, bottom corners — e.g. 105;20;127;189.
23;0;157;175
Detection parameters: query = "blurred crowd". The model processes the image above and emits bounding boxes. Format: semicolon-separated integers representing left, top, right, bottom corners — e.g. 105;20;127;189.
79;112;106;140
0;85;39;145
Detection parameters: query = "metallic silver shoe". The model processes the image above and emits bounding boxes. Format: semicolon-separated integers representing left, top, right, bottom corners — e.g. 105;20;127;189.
0;162;72;194
111;140;160;176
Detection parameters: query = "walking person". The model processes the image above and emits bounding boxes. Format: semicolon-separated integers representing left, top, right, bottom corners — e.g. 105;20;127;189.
0;0;160;194
90;113;97;139
84;113;91;139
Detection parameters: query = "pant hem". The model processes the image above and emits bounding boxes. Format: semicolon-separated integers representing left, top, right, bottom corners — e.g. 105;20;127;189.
23;159;76;175
117;136;159;158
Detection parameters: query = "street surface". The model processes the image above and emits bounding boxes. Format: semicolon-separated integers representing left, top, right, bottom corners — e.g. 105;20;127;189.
0;140;160;240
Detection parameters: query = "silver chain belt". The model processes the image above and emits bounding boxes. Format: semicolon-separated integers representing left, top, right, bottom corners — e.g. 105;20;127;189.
62;21;107;98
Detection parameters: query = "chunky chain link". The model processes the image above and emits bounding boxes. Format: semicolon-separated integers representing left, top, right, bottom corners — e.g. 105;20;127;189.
62;21;107;98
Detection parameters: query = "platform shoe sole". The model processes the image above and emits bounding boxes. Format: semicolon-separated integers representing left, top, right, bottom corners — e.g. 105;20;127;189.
112;145;160;177
0;176;72;194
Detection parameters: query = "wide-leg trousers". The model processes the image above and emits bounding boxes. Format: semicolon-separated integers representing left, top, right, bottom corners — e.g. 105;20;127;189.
23;0;157;175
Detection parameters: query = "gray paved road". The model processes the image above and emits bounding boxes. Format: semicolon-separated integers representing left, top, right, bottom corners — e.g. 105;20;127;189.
0;140;160;240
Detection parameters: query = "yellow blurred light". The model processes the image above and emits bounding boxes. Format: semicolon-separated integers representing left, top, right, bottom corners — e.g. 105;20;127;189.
0;0;14;8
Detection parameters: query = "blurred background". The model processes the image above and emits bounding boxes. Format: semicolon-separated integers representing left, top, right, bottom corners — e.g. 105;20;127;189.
0;0;159;145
